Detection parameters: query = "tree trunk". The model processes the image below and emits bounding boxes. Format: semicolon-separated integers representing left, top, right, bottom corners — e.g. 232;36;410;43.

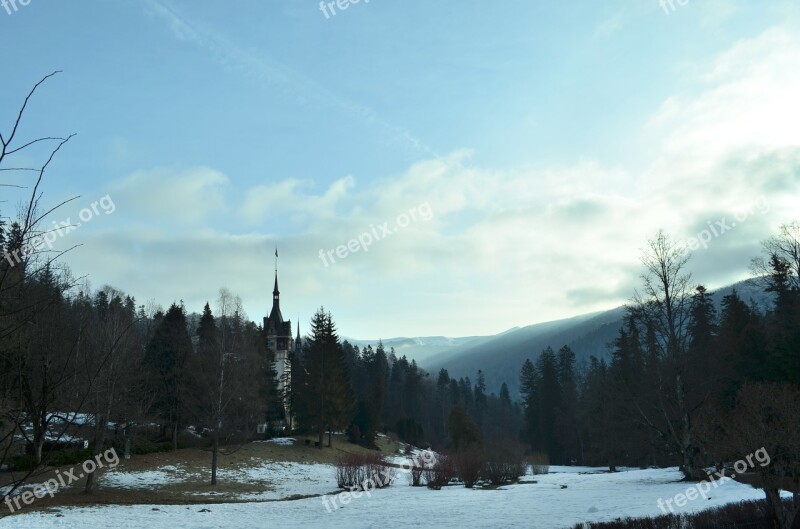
172;423;178;450
764;487;786;528
85;415;107;493
328;428;332;448
676;374;700;480
34;436;44;466
211;430;219;485
123;423;131;460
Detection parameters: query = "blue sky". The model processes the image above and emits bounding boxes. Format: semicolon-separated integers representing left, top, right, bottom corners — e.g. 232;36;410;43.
1;0;799;338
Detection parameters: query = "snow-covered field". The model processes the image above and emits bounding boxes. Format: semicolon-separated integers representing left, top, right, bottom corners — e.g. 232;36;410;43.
0;465;777;528
96;458;337;500
99;465;189;489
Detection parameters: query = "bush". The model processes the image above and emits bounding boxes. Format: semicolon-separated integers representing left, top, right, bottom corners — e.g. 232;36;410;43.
403;450;436;487
529;451;550;475
571;499;795;529
9;454;38;471
335;452;393;490
46;448;92;467
484;439;527;485
410;463;424;486
131;440;174;455
424;454;456;490
453;446;486;488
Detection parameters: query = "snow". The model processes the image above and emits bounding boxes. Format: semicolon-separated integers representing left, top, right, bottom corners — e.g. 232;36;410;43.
262;437;295;446
46;412;94;426
386;448;437;469
0;466;786;528
0;482;44;498
99;466;189;489
218;460;336;500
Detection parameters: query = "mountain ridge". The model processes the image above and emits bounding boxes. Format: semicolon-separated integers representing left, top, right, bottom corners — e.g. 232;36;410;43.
348;279;773;397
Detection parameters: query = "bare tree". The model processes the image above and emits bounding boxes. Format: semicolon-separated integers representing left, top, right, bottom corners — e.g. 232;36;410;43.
750;221;800;291
0;72;130;500
193;288;258;485
81;288;141;493
628;230;705;479
0;71;80;478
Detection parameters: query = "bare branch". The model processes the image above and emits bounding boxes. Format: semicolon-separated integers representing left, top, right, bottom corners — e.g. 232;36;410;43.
1;71;62;160
5;136;67;156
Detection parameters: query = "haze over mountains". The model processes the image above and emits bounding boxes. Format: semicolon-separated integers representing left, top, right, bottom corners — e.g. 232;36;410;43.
350;279;773;397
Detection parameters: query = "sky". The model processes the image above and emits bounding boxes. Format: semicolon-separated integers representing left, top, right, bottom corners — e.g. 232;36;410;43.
1;0;799;339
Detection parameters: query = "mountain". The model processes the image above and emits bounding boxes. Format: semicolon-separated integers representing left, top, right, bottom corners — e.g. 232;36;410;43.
419;279;773;398
341;334;512;364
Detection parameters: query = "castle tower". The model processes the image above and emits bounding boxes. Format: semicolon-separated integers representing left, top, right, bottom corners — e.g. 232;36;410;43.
264;254;293;424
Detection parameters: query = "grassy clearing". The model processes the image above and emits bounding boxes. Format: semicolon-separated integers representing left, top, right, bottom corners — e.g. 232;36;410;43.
0;433;403;515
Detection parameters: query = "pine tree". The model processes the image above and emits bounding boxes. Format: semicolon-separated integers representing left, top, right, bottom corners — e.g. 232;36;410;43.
535;347;561;462
296;308;353;448
499;382;512;409
519;358;538;449
144;303;193;449
473;370;487;426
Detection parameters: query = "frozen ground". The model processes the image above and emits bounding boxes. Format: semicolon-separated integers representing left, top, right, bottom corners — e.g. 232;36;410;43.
99;465;190;489
0;465;780;529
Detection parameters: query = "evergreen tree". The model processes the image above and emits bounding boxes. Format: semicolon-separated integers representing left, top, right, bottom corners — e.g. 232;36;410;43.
144;303;193;448
519;358;539;449
555;345;580;463
535;347;561;462
295;308;353;448
499;382;512;409
473;370;487;426
447;406;481;450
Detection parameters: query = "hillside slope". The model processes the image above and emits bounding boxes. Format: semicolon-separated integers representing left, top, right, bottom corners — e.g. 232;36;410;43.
422;279;772;397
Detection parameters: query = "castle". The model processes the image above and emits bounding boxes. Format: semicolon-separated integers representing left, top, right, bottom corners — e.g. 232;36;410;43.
263;266;300;427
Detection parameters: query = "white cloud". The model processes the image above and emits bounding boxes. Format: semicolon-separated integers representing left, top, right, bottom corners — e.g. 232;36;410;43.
647;27;800;160
110;166;228;224
240;175;356;224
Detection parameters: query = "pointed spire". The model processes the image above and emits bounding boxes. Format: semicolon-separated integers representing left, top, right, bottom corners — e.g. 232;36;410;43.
273;272;280;296
295;317;302;354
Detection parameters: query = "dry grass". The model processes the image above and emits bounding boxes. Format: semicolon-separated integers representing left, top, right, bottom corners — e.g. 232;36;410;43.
0;433;402;517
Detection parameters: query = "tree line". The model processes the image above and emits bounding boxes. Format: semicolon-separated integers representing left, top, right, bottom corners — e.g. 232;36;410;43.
517;227;800;529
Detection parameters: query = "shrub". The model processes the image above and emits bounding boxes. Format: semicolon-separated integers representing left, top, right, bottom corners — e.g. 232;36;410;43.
484;439;527;485
131;440;174;455
404;450;436;486
424;454;456;490
46;448;93;467
9;454;38;471
570;499;794;529
410;463;424;486
453;446;486;488
529;451;550;475
335;452;393;490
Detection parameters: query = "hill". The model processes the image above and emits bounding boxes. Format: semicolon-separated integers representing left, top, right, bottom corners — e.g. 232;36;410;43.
419;279;772;397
